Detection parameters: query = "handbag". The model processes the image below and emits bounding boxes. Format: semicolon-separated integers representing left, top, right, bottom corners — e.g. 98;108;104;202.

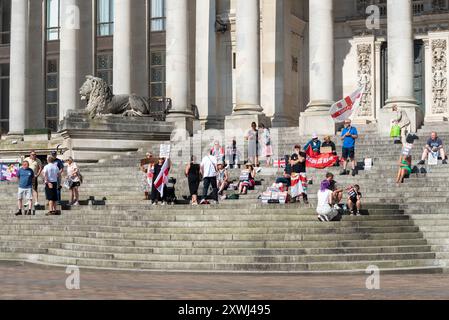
63;179;74;190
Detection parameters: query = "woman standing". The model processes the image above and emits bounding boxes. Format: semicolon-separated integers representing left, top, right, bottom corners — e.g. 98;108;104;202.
140;152;154;200
259;124;273;167
185;155;201;206
245;122;259;166
66;157;81;206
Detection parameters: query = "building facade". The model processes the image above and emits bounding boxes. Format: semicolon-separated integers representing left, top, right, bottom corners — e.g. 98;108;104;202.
0;0;448;136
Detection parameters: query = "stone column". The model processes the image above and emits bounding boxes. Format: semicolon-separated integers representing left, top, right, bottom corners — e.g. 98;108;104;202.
165;0;194;132
113;0;132;95
234;0;262;114
195;0;218;129
8;0;29;135
379;0;423;134
225;0;267;134
59;0;80;121
299;0;335;136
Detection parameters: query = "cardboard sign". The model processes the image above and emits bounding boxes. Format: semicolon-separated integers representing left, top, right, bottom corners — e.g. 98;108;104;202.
320;147;333;154
402;143;413;156
364;158;373;170
159;144;171;159
428;152;439;166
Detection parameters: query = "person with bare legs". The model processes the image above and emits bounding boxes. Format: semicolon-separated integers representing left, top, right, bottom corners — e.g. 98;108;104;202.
15;161;34;216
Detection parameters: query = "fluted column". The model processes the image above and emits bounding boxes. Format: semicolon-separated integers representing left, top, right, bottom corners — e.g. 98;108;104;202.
195;0;217;128
113;0;132;94
59;0;80;121
386;0;417;106
379;0;423;133
299;0;335;135
166;0;192;118
8;0;29;135
307;0;334;111
234;0;263;114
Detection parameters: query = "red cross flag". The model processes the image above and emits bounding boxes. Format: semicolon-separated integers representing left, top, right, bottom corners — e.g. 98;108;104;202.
154;159;170;197
330;86;365;123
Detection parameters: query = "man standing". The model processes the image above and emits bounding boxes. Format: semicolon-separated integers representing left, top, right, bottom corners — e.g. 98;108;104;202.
51;151;64;204
340;120;359;176
200;151;219;204
418;132;447;165
15;160;34;216
392;105;411;144
24;151;42;207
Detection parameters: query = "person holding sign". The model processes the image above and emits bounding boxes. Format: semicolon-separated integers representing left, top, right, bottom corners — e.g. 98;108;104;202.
238;163;257;195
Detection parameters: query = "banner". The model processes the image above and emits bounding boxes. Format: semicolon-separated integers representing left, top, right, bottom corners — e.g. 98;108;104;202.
305;147;338;169
330;86;364;123
0;163;19;181
290;173;308;198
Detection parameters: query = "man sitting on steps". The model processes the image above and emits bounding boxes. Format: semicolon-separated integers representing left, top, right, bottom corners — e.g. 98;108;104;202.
418;132;447;165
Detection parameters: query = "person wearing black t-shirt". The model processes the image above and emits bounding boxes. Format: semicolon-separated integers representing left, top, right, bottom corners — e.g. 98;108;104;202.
290;151;308;204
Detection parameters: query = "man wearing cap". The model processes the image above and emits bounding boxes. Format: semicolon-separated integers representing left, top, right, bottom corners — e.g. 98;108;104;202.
304;134;322;154
51;151;65;203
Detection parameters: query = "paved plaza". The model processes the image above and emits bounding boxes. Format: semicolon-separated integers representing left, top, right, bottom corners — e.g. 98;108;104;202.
1;262;448;300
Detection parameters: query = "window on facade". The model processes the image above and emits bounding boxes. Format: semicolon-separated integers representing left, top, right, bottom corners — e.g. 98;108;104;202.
151;0;165;32
0;0;11;45
97;0;114;36
46;59;59;131
46;0;60;41
149;51;165;98
96;53;113;87
0;63;9;134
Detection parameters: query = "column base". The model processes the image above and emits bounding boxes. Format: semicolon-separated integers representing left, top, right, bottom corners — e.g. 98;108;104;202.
224;113;269;164
378;99;424;136
166;113;197;136
224;113;270;133
306;100;334;112
424;114;449;123
299;110;336;136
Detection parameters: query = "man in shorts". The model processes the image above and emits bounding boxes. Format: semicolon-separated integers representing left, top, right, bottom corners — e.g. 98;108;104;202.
340;120;359;176
15;160;34;216
24;150;43;207
347;184;362;216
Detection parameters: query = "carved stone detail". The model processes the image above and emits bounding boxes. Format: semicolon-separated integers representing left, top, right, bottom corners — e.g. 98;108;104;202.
432;39;448;114
356;43;373;117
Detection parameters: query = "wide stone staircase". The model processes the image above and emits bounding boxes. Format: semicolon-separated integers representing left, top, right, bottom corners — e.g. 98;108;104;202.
0;123;448;273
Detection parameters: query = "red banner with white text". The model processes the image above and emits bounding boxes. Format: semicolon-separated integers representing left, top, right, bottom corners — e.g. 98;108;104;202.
305;147;338;169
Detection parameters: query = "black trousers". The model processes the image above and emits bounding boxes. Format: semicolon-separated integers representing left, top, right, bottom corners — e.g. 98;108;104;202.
151;185;167;202
203;177;218;201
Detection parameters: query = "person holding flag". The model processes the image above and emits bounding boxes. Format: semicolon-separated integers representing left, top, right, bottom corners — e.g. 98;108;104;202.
151;157;171;206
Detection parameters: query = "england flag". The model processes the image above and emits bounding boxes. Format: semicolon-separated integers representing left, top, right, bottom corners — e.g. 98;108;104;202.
330;86;365;123
153;159;170;197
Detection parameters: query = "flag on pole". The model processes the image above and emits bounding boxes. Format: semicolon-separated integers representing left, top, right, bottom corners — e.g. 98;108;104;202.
153;159;170;197
330;86;365;123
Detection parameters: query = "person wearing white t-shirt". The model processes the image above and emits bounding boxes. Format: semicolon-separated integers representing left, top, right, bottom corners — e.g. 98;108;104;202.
43;156;61;216
200;152;218;204
316;180;338;222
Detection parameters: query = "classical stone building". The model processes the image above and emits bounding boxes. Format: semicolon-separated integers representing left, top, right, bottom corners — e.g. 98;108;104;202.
0;0;448;136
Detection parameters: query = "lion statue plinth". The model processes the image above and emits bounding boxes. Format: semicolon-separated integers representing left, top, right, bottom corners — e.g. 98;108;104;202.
79;75;150;119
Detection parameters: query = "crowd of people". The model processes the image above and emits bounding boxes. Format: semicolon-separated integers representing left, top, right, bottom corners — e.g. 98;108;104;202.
15;150;82;216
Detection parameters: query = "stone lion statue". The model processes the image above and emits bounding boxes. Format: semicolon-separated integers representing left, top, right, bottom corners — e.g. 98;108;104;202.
79;75;150;119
